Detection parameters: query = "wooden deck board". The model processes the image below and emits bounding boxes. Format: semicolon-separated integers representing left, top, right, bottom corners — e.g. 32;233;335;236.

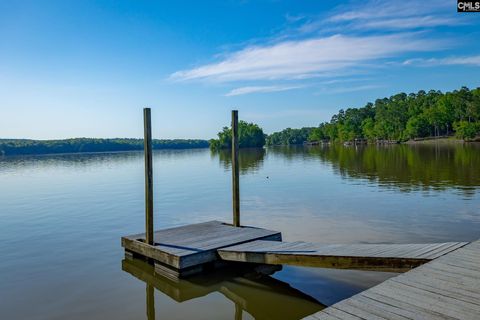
121;220;281;273
303;240;480;320
217;240;467;271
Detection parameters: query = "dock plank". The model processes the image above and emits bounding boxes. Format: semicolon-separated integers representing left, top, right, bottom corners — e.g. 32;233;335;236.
218;240;467;271
303;239;480;319
121;220;281;274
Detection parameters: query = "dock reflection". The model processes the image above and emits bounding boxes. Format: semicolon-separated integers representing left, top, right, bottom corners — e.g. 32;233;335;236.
122;258;325;319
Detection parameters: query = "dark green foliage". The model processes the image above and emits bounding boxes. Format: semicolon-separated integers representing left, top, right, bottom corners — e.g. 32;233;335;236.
453;121;480;140
306;86;480;143
210;121;265;150
0;138;209;156
266;127;314;146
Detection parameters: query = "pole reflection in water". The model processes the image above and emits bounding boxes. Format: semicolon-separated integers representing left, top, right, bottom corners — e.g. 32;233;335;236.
146;283;155;320
122;258;325;319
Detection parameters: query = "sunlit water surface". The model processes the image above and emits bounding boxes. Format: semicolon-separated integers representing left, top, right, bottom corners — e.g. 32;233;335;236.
1;144;479;319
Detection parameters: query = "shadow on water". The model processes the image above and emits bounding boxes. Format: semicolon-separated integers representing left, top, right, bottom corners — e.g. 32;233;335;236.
268;143;480;197
212;148;266;174
122;258;325;320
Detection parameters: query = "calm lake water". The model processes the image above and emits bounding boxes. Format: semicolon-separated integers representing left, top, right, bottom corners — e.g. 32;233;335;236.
1;143;479;320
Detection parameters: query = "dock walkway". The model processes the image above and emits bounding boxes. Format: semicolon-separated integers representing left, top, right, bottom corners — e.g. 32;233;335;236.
122;220;479;319
218;240;467;271
304;239;480;320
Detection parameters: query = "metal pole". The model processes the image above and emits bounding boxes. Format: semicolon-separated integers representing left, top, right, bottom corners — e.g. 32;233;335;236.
144;108;154;245
232;110;240;227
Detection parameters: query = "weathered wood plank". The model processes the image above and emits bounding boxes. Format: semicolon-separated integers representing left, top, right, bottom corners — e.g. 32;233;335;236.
303;239;480;320
122;220;281;274
218;240;466;271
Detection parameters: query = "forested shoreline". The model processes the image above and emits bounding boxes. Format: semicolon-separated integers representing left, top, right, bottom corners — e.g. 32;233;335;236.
3;87;480;155
267;86;480;146
0;138;209;156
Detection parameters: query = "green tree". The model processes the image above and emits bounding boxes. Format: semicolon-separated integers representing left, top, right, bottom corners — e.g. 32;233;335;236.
361;118;376;141
266;127;313;146
210;121;265;150
453;121;479;140
404;115;430;139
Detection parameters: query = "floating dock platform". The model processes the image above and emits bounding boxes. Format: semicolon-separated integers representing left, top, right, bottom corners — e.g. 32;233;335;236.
122;219;468;278
121;220;281;278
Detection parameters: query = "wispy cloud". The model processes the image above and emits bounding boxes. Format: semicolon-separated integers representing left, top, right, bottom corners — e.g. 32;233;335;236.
359;16;459;30
171;34;444;82
316;84;385;95
404;55;480;67
225;85;303;96
243;109;331;120
328;0;456;30
170;0;464;96
295;0;457;35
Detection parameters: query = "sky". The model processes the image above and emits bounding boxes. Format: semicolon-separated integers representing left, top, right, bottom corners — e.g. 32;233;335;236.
0;0;479;140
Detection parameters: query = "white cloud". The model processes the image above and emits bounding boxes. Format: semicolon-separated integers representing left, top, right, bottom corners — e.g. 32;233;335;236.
243;109;331;120
294;0;459;35
170;0;463;96
171;34;443;83
328;0;455;29
360;16;459;30
316;84;384;94
225;85;302;96
403;55;480;66
331;0;449;20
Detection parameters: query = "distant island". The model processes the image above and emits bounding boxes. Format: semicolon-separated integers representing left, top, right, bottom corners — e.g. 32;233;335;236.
0;138;209;156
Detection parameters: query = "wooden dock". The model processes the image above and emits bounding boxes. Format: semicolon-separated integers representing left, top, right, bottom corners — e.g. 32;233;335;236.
218;240;468;272
122;220;468;276
122;109;480;318
121;220;281;278
304;239;480;320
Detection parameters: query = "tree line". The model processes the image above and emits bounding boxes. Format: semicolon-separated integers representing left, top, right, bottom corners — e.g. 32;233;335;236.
266;86;480;146
0;138;209;156
3;86;479;155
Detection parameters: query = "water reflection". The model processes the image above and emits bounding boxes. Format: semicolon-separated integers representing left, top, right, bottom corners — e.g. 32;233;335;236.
146;283;156;320
1;144;479;319
122;258;324;319
213;148;266;174
268;143;480;196
0;149;208;172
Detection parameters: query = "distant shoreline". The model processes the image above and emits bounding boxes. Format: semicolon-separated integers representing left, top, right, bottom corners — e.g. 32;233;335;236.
405;136;480;144
2;136;479;157
0;138;209;156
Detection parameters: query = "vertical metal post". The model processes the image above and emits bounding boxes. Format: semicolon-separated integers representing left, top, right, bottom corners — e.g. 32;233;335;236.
144;108;154;245
232;110;240;227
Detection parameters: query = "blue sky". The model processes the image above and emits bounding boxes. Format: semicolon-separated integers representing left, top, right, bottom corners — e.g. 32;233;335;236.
0;0;479;139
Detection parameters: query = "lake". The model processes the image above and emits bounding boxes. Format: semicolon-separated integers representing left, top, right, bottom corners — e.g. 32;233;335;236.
1;143;479;320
